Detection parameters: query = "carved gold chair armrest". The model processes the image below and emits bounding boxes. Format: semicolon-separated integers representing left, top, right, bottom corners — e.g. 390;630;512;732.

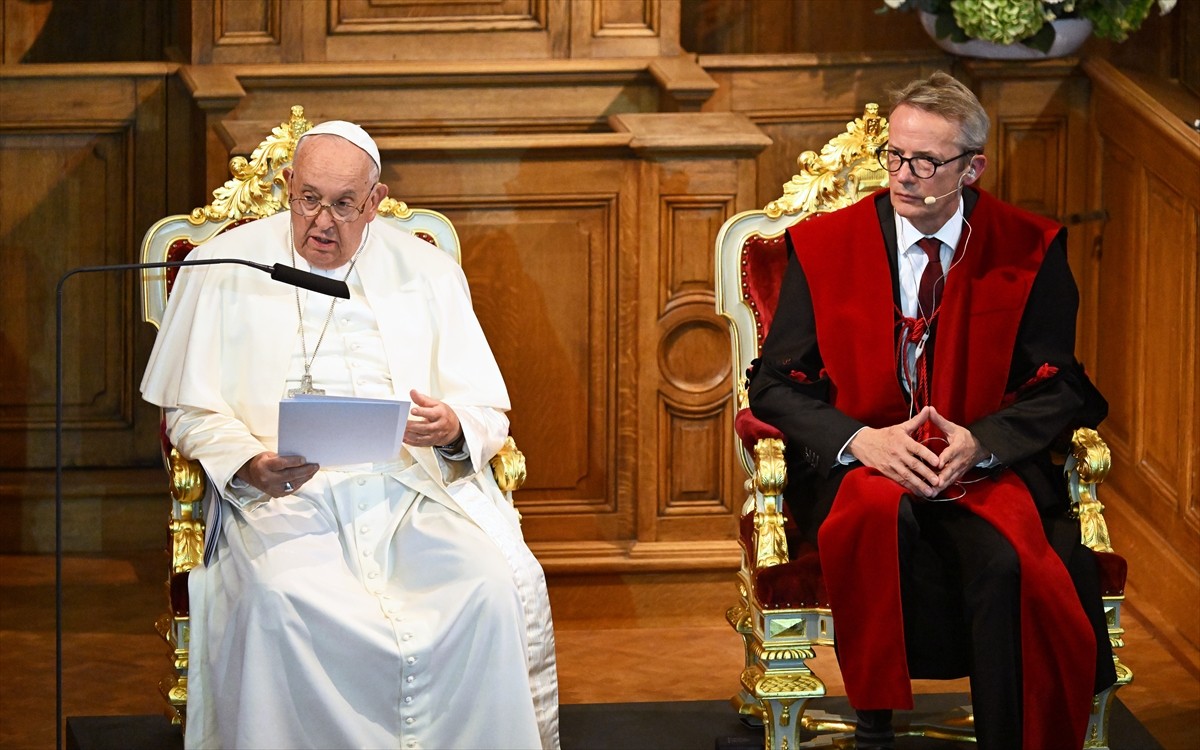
1065;426;1132;749
489;436;527;493
154;447;207;723
1066;427;1113;553
752;438;789;570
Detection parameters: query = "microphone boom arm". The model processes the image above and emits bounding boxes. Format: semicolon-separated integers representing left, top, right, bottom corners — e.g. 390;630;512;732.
53;254;347;748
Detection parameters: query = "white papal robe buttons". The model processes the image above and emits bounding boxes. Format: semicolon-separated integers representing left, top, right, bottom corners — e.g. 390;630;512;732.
404;696;413;704
407;656;417;665
406;675;415;683
405;717;415;725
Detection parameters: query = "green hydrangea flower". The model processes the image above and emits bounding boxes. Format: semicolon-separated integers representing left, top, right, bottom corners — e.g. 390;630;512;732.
1084;0;1155;41
950;0;1047;44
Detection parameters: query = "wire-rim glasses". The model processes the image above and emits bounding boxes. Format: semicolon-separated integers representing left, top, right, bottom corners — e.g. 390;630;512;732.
288;191;374;223
877;142;975;179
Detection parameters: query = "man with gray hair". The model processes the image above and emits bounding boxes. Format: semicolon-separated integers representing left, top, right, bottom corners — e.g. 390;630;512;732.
748;72;1114;749
142;120;559;749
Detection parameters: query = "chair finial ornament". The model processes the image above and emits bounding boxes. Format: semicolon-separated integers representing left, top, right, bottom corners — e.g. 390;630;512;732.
764;103;890;220
187;106;313;225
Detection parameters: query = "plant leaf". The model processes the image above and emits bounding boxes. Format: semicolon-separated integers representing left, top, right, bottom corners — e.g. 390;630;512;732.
1024;22;1056;52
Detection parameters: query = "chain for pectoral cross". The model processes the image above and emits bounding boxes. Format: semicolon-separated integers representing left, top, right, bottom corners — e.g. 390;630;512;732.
286;222;368;397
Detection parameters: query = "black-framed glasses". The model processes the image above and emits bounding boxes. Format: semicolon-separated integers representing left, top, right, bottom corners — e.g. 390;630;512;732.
877;143;975;179
288;192;373;223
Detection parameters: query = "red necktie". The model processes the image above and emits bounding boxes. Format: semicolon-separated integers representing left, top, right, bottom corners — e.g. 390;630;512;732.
916;236;943;319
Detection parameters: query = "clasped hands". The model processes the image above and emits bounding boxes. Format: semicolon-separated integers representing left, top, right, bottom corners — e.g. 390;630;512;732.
237;390;463;498
847;406;988;499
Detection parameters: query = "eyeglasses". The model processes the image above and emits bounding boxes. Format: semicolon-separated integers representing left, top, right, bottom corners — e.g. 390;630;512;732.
288;192;373;223
877;143;975;179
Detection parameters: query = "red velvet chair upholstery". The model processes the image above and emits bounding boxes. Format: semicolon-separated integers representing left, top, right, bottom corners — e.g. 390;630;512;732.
139;106;526;727
715;104;1131;749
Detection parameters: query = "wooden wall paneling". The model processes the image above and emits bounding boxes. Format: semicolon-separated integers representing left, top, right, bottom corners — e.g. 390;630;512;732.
571;0;680;59
1093;143;1139;459
1085;58;1200;650
960;60;1099;374
183;60;664;152
680;0;938;56
189;0;301;64
611;112;767;558
698;54;943;207
319;0;570;62
960;61;1089;222
0;64;177;552
1140;173;1197;505
362;142;642;567
2;0;166;64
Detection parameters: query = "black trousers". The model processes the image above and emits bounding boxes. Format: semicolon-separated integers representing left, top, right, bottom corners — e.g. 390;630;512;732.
795;467;1113;749
897;497;1023;750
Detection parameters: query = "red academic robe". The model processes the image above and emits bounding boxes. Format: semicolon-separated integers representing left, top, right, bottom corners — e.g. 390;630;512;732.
777;189;1097;749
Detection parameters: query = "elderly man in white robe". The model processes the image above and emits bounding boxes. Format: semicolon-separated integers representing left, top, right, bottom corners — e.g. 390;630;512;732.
141;121;560;750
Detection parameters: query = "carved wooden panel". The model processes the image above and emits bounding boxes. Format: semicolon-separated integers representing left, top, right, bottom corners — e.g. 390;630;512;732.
681;0;935;55
0;72;170;476
191;0;677;61
0;132;131;433
373;153;638;548
656;200;736;521
191;0;295;63
571;0;679;58
329;0;548;32
698;57;942;207
1093;143;1138;460
997;118;1066;218
1087;58;1200;650
214;0;280;46
457;204;616;515
1139;172;1196;509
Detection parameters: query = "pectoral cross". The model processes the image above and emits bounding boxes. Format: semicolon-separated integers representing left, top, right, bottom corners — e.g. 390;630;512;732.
288;372;325;397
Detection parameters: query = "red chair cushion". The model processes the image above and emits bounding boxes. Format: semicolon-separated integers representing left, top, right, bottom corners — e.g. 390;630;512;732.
734;407;786;454
755;543;830;609
740;233;789;349
165;217;258;294
739;511;830;610
1094;550;1127;597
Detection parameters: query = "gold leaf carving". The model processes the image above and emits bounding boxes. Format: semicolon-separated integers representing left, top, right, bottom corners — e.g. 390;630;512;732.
188;105;313;225
378;198;414;219
765;104;890;220
168;448;205;510
170;519;204;574
1068;428;1114;553
489;436;527;493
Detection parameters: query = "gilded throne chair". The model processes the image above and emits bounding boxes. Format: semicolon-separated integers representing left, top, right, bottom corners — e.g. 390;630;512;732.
714;105;1132;750
139;106;527;726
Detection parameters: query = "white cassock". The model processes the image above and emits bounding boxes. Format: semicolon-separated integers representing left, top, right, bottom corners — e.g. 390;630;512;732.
140;213;560;750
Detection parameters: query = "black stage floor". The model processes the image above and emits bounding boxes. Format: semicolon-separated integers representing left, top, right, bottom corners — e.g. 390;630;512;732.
66;694;1160;750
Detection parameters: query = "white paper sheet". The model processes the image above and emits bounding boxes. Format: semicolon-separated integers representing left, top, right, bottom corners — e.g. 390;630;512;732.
277;394;410;467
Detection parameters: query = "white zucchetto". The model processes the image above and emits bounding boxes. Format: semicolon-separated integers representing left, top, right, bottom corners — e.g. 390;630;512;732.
298;120;381;171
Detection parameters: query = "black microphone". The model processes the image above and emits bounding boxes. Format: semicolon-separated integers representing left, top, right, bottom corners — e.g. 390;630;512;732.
52;256;347;749
268;262;350;299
